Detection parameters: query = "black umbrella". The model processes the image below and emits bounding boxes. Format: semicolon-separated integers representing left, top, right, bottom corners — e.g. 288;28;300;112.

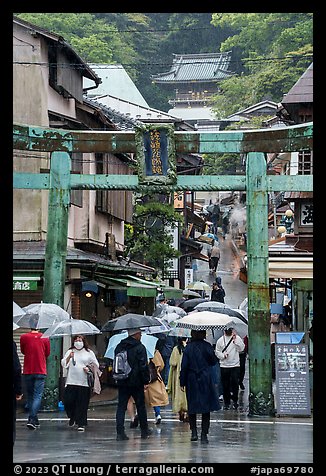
102;313;162;332
179;298;208;312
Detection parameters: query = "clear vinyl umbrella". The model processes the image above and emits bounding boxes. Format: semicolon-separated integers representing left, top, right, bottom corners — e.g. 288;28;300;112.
194;301;232;311
13;301;26;318
41;318;101;338
14;302;70;329
185;281;211;292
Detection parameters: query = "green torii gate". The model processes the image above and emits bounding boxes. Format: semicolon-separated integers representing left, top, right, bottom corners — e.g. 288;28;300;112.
13;121;313;416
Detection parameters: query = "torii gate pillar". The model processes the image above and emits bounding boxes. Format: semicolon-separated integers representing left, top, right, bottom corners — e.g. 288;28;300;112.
246;152;273;415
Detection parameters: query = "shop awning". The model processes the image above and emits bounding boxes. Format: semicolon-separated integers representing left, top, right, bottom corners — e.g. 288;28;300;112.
269;257;313;279
104;277;157;298
125;275;183;299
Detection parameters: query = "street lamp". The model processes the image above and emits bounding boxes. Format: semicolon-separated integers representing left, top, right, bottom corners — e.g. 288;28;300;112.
277;209;294;234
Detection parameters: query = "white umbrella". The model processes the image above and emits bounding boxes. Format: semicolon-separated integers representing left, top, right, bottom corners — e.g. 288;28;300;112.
41;318;101;338
13;322;20;330
176;311;233;331
14;302;70;329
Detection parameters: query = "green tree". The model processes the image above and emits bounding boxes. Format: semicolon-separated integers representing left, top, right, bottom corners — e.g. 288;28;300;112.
124;199;183;277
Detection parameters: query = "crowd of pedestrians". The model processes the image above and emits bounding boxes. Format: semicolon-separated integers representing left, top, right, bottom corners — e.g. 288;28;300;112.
14;259;249;445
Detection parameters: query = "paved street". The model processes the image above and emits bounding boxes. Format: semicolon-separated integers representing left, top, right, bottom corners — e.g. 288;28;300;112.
12;236;313;466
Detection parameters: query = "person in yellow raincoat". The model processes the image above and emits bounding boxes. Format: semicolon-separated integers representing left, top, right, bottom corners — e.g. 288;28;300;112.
166;338;188;422
144;348;169;424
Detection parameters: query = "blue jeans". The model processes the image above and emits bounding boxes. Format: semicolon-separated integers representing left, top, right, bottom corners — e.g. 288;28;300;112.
24;374;46;422
153;406;161;417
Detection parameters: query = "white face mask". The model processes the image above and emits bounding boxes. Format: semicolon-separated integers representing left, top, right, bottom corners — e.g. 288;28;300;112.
74;341;84;350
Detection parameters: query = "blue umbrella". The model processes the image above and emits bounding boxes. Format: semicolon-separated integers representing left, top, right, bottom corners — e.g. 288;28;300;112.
104;332;158;360
203;232;219;241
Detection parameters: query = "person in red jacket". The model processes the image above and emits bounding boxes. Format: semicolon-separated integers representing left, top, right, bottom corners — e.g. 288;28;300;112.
20;316;50;430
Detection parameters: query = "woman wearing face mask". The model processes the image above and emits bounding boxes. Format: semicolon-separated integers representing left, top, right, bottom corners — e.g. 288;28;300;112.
61;335;99;431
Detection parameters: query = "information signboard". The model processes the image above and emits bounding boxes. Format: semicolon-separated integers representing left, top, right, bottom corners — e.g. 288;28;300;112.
275;343;311;416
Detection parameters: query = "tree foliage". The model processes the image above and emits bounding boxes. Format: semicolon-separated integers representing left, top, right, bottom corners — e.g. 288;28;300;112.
15;12;313;114
124;199;183;276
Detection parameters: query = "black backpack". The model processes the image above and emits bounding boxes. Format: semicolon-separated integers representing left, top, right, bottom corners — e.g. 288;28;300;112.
113;350;132;381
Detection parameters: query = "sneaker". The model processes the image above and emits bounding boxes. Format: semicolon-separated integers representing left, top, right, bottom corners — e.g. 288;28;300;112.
239;383;245;390
116;433;129;441
33;417;40;428
77;426;85;432
233;402;239;410
141;429;153;439
68;418;76;427
27;421;36;430
224;405;230;410
155;415;162;425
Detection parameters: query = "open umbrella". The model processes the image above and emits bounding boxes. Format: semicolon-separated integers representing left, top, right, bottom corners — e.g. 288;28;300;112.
102;313;162;333
13;301;26;318
182;289;202;298
167;325;192;338
179;298;208;312
194;301;232;311
14;302;70;329
199;315;248;341
104;332;158;360
41;318;101;338
13;322;20;330
176;311;233;331
193;303;247;324
186;281;211;292
201;232;219;241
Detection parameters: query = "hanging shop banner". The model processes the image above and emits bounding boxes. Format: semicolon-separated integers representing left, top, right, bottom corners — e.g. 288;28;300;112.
136;124;176;185
275;343;311;416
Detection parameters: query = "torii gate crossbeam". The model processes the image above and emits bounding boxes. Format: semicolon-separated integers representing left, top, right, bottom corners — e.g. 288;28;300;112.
13;122;313;416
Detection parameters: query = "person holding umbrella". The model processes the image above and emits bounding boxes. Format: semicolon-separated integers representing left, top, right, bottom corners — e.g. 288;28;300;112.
114;328;152;441
180;329;220;444
61;335;100;432
215;325;245;410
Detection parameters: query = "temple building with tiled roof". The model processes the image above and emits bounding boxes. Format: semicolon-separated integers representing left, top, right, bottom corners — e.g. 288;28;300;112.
151;52;234;130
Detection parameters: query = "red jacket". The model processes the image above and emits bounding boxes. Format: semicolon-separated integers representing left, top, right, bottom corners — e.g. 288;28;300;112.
20;332;50;375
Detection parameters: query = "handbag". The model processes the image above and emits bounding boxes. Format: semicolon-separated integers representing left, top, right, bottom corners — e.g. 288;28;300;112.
148;360;159;383
86;365;95;389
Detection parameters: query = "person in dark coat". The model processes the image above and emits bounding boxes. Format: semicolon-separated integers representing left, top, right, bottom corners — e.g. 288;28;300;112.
114;328;152;440
13;341;23;445
211;282;225;303
180;329;220;443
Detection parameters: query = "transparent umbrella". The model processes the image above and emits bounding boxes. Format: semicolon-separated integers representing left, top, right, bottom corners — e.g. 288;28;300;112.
13;301;26;318
41;318;101;338
14;302;70;329
194;301;232;311
185;281;211;292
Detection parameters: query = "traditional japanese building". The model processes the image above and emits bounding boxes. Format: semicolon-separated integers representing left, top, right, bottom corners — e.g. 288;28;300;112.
151;52;234;129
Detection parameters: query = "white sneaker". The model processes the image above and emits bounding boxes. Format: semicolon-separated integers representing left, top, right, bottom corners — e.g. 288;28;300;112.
155;415;162;425
77;426;85;432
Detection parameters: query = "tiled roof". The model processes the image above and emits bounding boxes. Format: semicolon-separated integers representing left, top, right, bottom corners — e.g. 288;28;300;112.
151;52;234;83
83;96;141;131
282;63;313;105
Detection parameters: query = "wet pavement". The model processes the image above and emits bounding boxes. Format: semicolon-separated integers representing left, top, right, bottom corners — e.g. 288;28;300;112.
14;386;313;465
12;236;314;466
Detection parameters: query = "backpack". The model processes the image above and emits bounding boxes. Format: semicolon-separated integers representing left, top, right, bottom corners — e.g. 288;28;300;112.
113;350;132;381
